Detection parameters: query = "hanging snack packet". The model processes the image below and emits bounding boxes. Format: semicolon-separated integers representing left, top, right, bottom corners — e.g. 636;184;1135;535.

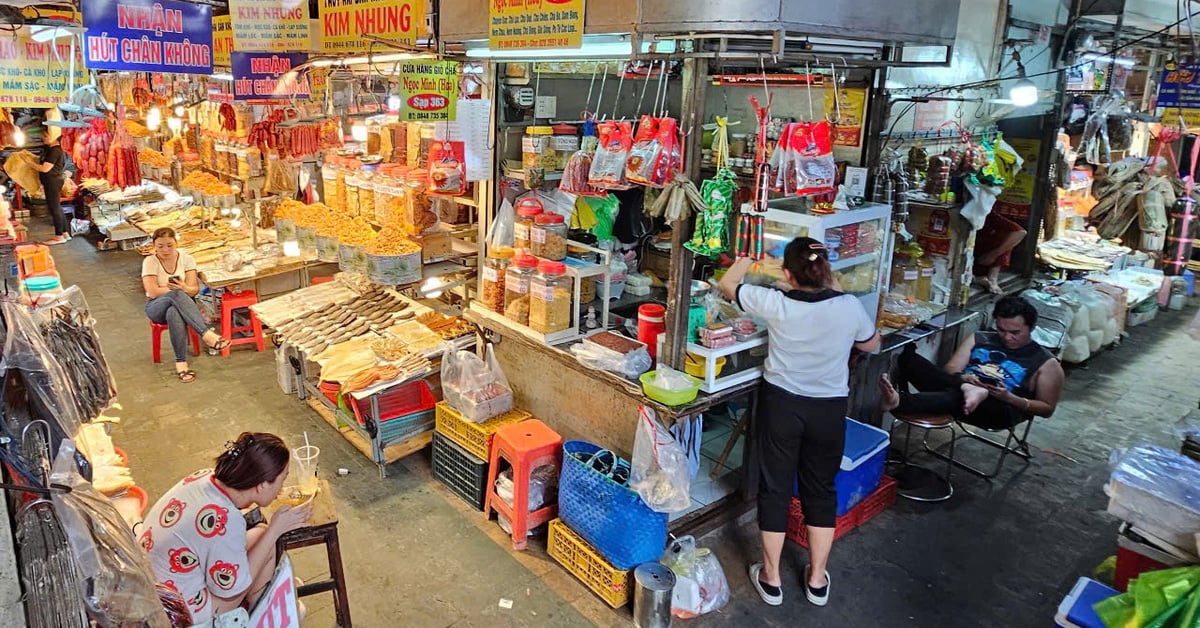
773;121;837;196
626;115;663;186
427;140;466;196
588;120;633;189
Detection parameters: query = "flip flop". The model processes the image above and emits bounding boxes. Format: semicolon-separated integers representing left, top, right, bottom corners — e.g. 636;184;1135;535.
176;370;196;383
210;337;232;352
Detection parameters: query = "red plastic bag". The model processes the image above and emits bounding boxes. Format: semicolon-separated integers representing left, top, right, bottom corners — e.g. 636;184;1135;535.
770;121;837;196
626;115;680;188
427;140;466;196
588;121;633;189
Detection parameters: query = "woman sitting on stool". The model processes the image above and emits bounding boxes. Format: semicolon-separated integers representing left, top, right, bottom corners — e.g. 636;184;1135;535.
142;227;230;382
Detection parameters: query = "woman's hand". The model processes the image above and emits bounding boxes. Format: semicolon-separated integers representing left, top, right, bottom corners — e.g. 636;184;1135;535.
268;502;314;535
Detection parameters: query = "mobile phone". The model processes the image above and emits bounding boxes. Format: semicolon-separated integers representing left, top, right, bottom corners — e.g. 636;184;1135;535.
243;506;265;528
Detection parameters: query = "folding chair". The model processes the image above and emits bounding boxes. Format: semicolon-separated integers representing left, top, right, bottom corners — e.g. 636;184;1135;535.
924;412;1035;479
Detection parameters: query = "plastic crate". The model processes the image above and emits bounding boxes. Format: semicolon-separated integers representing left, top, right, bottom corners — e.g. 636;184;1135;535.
348;380;437;427
431;433;488;511
547;518;632;608
434;401;531;461
786;476;897;548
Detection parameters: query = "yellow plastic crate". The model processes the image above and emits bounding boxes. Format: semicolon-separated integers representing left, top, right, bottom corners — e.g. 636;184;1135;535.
547;519;631;608
434;402;531;461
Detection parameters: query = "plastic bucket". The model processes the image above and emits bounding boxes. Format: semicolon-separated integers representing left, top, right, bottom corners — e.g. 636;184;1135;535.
366;252;422;285
296;225;317;256
275;217;297;242
316;234;339;262
338;243;367;273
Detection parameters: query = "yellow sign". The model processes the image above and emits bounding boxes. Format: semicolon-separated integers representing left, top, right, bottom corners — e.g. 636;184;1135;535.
489;0;585;51
229;0;313;52
0;27;88;108
399;60;459;122
319;0;426;53
214;15;233;67
824;87;867;147
1161;107;1200;130
994;137;1040;222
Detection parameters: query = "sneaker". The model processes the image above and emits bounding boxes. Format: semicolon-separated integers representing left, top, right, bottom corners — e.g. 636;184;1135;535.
804;565;830;606
748;563;783;606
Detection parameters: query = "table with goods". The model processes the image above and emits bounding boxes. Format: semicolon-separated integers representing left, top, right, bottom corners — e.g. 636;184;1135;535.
253;275;476;476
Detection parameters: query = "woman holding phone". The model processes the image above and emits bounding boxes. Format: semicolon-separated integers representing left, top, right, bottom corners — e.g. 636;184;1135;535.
142;227;230;382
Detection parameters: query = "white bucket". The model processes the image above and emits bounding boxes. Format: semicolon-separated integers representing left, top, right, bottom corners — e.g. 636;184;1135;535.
316;234;339;262
366;252;422;285
338;243;367;272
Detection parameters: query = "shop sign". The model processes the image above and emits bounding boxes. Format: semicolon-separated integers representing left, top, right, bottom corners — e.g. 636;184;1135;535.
318;0;426;53
489;0;585;51
213;15;233;68
1158;65;1200;125
82;0;213;74
231;52;311;101
0;27;88;107
824;87;867;147
399;60;459;122
229;0;312;52
248;555;299;628
993;137;1040;222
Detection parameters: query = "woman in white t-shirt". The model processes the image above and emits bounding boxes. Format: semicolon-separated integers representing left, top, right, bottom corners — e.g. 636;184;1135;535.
142;228;230;382
718;237;880;608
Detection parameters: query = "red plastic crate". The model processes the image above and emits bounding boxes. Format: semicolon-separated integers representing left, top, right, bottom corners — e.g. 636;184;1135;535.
349;380;436;427
786;476;897;548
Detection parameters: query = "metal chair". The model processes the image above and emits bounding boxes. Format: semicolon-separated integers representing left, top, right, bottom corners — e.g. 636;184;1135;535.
888;413;956;502
925;414;1035;479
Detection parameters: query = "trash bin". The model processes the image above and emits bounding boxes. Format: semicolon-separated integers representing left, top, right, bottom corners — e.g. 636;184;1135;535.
633;562;675;628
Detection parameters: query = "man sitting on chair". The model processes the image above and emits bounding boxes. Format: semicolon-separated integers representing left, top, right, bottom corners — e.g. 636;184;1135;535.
880;296;1064;429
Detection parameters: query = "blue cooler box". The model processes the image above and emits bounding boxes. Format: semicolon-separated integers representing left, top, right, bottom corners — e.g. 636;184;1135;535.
795;418;890;516
1055;577;1117;627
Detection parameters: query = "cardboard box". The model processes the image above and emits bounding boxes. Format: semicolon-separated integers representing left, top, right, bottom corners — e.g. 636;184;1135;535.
415;230;452;262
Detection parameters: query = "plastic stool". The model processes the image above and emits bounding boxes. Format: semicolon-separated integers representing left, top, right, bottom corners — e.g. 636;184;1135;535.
484;419;563;550
220;290;265;357
151;322;201;363
311;276;335;284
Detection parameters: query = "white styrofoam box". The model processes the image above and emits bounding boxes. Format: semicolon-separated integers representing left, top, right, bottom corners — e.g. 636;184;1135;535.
1107;446;1200;550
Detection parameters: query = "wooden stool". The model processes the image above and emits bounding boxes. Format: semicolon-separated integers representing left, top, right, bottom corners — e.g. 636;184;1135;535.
220;289;265;356
150;321;201;363
269;481;351;627
484;419;562;550
888;413;956;502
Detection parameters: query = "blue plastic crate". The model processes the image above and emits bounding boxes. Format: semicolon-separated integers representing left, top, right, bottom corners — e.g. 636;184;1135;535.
794;418;890;516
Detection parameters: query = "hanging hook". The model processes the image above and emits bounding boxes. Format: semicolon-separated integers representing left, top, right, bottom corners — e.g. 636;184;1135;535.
804;62;814;121
636;60;653;116
595;63;609;121
611;62;627;120
582;65;598;120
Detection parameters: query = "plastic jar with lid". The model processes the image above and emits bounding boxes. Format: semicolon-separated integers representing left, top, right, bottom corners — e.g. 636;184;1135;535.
531;213;567;260
246;145;263;177
729;134;748;158
504;254;539;325
513;198;544;252
522;126;554;171
481;246;515;314
551;124;579;171
345;174;362;217
235;146;251;180
529;259;572;333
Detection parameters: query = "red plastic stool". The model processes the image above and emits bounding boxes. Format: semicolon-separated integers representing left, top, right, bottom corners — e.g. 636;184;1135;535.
220;290;265;357
311;276;335;284
150;322;201;363
484;419;563;550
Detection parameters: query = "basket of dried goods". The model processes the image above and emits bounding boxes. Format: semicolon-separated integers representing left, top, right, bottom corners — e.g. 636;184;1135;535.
365;227;422;285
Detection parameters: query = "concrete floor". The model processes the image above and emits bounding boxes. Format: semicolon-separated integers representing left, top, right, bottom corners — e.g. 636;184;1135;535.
44;224;1200;627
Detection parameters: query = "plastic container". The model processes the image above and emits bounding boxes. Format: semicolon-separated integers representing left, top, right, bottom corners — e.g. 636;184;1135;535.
637;303;666;360
481;246;515;313
522;126;555;170
684;354;726;379
792;418;889;515
551;124;579;171
513;198;544;252
434;401;531;461
432;432;489;511
1055;577;1117;627
547;518;632;608
530;259;572;333
504;254;539;325
531;213;568;260
639;370;701;406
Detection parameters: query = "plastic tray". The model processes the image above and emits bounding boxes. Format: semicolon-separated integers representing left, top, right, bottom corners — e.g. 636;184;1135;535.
431;433;488;511
547;518;632;608
434;401;530;461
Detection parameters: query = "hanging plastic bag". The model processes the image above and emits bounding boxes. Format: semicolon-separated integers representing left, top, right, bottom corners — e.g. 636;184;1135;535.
661;536;730;618
630;405;692;513
489;197;516;248
427;140;466;196
770;121;837;196
441;342;513;422
626;116;680;188
588;120;633;189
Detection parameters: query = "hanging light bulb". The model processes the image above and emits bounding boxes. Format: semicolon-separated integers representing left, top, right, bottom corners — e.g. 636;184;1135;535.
146;106;163;131
1009;78;1038;107
174;104;185;117
12;127;24;147
350;123;368;143
167;116;183;133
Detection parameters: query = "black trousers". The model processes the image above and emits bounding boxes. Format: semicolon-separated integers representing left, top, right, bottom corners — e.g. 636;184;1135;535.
894;349;1018;430
756;383;846;532
41;177;67;236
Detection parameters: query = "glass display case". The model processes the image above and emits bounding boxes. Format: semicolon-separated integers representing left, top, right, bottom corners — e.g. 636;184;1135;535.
755;201;893;323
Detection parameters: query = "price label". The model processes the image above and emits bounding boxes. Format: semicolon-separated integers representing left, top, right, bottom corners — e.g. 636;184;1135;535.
482;267;499;282
904;270;919;281
511;277;530;294
531;226;547;244
920;267;935;278
513;223;529;242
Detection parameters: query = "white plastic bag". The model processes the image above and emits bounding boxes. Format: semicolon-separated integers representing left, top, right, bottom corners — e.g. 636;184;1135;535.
496;465;558;511
489;197;515;248
441;342;514;422
568;341;652;380
661;536;730;617
630;405;691;513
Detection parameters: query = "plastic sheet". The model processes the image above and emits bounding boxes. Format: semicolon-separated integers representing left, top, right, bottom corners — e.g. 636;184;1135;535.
1094;565;1200;628
495;464;558;512
50;442;170;627
1106;445;1200;550
661;536;730;618
652;365;697;392
33;286;118;421
630;406;691;513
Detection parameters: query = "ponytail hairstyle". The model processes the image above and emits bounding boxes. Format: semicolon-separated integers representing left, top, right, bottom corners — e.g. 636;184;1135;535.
214;432;290;490
783;237;834;290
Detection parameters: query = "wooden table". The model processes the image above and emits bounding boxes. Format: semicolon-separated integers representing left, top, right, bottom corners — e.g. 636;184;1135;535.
265;480;352;627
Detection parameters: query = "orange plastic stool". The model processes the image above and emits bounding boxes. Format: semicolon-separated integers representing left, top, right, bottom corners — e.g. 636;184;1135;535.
15;244;53;279
150;321;201;363
311;276;335;284
484;419;563;550
220;290;265;356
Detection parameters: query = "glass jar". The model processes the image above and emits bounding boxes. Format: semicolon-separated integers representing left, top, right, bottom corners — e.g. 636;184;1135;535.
551;124;579;171
890;254;919;298
530;260;572;333
513;199;543;252
481;246;515;314
245;145;263;177
522;126;554;171
235;146;251;180
531;213;567;260
504;254;539;325
729;134;748;158
916;256;935;301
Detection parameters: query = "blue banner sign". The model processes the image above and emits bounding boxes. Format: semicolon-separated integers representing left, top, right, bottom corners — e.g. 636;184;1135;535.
83;0;214;74
231;52;311;101
1158;65;1200;109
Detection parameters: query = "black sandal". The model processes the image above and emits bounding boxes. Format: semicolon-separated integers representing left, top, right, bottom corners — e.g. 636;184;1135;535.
176;370;196;383
210;337;232;352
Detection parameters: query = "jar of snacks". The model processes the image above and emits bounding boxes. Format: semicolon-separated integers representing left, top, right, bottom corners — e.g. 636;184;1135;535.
531;213;567;261
522;126;554;171
481;246;515;314
551;124;579;171
513;198;543;252
322;166;339;211
345;174;362;217
529;260;572;334
504;254;539;325
246;145;263;177
406;173;438;234
235;145;251;180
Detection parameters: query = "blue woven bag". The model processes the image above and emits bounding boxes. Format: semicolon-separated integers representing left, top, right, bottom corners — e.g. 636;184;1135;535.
558;440;668;570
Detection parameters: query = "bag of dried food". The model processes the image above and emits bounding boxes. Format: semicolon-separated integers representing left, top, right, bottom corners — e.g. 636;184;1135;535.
441;342;514;422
